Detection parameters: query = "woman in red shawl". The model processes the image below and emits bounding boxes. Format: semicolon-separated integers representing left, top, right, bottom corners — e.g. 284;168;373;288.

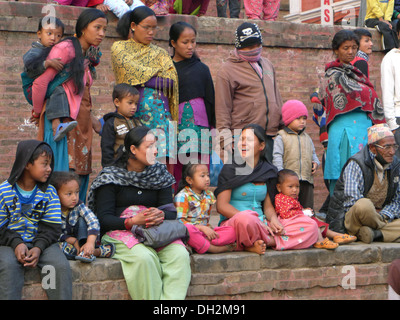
315;30;385;195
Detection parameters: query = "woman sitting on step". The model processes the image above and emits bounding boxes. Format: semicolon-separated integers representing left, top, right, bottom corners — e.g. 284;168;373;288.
215;124;320;254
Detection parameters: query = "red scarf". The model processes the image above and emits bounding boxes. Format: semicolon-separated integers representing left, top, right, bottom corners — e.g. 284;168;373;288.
324;59;385;127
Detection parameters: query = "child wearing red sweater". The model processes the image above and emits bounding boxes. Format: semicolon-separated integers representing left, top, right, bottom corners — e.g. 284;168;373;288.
275;169;356;249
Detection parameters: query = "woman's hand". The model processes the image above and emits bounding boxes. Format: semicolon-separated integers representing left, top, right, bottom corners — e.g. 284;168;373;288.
125;207;165;229
268;215;285;235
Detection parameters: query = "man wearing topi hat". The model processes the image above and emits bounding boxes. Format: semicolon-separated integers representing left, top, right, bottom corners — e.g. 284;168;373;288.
326;123;400;243
215;22;283;163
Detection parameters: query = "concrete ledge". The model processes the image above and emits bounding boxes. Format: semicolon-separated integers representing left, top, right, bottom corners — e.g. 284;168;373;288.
21;242;400;300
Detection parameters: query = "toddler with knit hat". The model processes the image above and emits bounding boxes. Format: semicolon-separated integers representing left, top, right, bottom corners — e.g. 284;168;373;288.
273;99;320;209
273;101;357;249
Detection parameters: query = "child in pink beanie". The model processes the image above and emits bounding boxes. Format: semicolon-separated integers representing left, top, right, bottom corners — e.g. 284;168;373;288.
272;100;320;209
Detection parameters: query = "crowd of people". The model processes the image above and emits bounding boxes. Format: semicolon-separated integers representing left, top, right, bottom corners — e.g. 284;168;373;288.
1;0;400;300
52;0;282;20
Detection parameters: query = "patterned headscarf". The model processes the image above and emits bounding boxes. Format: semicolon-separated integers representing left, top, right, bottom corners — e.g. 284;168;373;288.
87;163;175;213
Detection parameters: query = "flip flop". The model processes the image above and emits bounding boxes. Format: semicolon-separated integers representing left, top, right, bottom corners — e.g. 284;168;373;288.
54;121;78;142
98;243;116;258
75;251;96;263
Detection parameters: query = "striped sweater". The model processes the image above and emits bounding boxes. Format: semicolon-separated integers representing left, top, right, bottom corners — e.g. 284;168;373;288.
0;180;62;251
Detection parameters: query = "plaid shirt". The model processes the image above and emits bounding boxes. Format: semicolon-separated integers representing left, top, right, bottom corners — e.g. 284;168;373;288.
59;202;100;242
343;150;400;221
174;186;216;226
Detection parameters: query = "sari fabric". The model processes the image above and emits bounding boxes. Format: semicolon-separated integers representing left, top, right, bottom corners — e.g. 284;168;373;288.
111;39;179;122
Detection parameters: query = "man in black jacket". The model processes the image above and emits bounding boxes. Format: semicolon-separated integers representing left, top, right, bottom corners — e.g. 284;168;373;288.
326;124;400;243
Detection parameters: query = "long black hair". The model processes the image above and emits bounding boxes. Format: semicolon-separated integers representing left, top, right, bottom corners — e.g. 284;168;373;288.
64;8;107;94
116;126;153;167
176;162;202;194
116;6;155;39
241;123;268;160
169;21;198;59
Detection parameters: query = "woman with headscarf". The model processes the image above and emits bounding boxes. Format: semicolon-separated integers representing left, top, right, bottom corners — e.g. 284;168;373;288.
313;30;385;194
87;126;191;300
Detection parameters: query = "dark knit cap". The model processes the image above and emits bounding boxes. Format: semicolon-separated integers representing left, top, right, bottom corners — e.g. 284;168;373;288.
235;22;262;49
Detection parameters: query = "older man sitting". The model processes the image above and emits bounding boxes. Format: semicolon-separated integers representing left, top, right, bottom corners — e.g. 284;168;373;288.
326;123;400;243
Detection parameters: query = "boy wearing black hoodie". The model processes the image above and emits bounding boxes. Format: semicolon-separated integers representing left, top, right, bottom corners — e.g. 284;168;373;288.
0;140;72;299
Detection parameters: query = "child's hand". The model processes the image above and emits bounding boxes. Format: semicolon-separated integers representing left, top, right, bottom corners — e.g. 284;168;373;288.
45;58;64;72
23;247;41;268
95;4;110;12
125;0;133;5
80;242;95;257
198;225;218;241
311;161;318;175
14;243;29;265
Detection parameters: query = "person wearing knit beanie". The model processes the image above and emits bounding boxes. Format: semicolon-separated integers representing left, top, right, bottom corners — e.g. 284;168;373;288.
281;100;308;127
273;99;320;210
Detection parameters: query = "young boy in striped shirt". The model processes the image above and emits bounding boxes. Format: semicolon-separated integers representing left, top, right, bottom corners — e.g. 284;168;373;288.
0;140;72;299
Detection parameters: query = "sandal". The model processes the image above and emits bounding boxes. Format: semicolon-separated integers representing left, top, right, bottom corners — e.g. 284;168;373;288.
54;121;78;142
75;251;96;263
98;243;116;258
333;234;357;244
59;242;78;260
313;238;339;250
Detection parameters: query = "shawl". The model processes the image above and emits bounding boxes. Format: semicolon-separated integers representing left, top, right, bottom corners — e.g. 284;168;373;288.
111;39;179;122
87;162;175;213
324;59;385;127
214;157;279;204
173;55;215;127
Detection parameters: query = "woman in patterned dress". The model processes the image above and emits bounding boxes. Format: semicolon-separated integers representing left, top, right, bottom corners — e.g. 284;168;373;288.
111;6;178;175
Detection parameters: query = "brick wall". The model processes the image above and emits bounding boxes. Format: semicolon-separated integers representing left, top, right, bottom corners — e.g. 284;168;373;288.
22;242;399;300
0;1;384;211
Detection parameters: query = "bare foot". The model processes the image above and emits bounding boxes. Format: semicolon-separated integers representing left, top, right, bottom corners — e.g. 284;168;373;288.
207;242;237;254
245;240;266;255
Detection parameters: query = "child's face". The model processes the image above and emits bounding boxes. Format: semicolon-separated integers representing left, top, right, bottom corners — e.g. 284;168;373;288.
37;26;63;47
57;180;80;211
288;116;307;133
115;94;139;120
171;27;196;62
186;164;210;194
359;35;373;56
277;175;300;200
26;153;52;183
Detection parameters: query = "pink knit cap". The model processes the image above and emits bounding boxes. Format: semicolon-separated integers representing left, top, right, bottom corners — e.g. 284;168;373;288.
281;100;308;126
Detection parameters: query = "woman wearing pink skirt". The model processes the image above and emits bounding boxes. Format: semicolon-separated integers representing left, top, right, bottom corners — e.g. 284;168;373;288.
215;124;319;254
